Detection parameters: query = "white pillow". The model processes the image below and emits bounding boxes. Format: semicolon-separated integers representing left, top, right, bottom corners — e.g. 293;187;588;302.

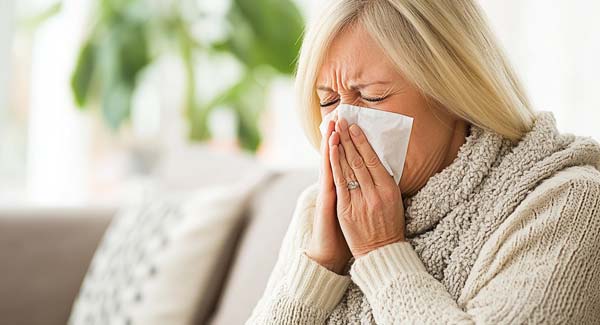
68;171;269;325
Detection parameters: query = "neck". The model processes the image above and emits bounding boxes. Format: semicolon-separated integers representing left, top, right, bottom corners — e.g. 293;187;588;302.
403;119;469;198
441;119;469;171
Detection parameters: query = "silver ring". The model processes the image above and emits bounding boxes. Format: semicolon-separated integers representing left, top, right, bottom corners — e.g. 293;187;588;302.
347;180;360;190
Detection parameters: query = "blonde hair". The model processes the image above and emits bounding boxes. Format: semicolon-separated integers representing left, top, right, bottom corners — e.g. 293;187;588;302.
294;0;535;150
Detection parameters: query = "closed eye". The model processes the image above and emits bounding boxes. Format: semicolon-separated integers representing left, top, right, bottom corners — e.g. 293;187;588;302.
319;98;340;107
319;95;389;107
362;95;389;102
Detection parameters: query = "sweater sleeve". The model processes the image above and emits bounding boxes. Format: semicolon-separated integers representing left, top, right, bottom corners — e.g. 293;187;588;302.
245;183;352;324
349;178;600;324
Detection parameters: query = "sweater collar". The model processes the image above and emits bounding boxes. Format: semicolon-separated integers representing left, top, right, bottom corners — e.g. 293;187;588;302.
403;110;600;238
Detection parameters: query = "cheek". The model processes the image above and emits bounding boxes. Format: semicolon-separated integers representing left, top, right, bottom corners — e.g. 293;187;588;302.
377;100;417;117
381;90;427;117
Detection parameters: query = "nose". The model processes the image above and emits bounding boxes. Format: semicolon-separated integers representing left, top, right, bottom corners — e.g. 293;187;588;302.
339;95;363;107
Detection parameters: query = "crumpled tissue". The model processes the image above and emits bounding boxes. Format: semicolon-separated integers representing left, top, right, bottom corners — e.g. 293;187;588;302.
319;103;413;185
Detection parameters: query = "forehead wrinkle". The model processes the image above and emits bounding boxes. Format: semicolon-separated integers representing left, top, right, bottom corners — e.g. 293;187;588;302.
318;62;368;92
318;21;395;92
319;55;390;90
317;79;393;92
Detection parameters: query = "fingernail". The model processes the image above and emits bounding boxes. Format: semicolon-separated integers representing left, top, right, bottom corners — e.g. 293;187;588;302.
350;124;360;136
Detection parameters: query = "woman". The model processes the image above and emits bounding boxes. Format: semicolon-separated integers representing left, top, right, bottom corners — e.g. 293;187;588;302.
247;1;600;324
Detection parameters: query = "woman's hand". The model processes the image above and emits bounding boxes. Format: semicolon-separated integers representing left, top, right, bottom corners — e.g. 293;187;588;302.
304;117;353;274
329;117;406;258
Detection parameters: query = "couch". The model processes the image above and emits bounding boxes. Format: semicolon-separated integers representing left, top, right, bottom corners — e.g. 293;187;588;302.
0;147;319;325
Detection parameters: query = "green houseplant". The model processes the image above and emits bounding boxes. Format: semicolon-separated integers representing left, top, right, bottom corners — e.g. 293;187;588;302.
71;0;304;152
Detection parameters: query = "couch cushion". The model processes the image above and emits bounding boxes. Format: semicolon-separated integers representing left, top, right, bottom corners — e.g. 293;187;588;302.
208;168;318;325
0;209;114;325
68;171;270;325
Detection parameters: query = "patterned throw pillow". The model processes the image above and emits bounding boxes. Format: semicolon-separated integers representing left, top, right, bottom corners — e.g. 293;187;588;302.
68;172;269;325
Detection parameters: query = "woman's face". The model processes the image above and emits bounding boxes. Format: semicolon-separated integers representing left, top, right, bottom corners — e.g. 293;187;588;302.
316;22;469;197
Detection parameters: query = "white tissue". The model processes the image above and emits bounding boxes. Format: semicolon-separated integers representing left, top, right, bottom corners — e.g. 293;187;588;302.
319;103;413;185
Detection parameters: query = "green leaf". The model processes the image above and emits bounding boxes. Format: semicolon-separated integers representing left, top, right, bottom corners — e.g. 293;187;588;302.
102;81;132;130
220;9;263;70
187;102;212;141
118;21;150;84
188;70;268;151
70;0;304;148
71;39;96;108
225;0;304;74
235;106;262;151
233;79;265;152
93;19;150;129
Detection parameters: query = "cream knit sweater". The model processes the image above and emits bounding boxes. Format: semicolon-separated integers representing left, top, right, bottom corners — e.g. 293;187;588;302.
246;111;600;324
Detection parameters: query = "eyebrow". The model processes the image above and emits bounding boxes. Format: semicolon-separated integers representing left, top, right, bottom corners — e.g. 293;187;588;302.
317;81;392;91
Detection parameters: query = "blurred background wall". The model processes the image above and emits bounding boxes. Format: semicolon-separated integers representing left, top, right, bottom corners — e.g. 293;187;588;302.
1;0;599;207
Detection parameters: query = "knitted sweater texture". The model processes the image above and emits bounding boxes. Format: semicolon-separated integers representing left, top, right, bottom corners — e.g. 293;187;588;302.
246;111;600;324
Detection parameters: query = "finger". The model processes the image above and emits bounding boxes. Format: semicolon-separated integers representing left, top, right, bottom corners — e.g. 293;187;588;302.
316;121;340;233
329;132;351;210
335;118;376;197
337;142;363;205
320;119;335;191
347;123;395;187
